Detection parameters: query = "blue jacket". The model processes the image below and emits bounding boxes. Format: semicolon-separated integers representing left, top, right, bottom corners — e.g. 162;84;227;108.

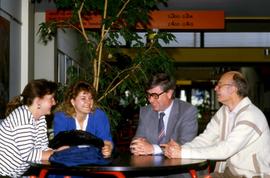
53;109;112;142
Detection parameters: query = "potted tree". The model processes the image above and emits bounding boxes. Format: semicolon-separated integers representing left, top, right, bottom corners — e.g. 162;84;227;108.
38;0;176;134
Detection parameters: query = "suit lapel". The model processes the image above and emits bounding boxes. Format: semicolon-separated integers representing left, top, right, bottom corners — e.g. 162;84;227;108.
165;100;178;142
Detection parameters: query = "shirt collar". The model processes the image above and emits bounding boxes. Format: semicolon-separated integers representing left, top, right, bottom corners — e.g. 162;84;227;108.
159;100;174;118
225;97;251;114
75;114;89;131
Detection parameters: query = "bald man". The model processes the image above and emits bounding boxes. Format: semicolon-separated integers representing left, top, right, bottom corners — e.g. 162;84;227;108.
162;71;270;178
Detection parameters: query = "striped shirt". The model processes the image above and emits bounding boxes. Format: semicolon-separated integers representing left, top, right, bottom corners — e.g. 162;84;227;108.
0;105;50;177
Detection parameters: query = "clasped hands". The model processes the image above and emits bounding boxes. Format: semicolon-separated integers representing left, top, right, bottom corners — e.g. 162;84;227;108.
130;137;154;155
130;137;181;158
160;139;182;158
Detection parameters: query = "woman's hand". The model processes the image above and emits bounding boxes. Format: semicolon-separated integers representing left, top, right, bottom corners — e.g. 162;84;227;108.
41;149;54;161
55;145;70;152
102;140;113;158
41;145;70;161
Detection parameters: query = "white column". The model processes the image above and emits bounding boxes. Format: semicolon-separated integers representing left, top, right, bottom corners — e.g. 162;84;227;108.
34;12;56;81
20;0;29;91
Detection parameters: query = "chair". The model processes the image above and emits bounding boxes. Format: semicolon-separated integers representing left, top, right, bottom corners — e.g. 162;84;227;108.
188;160;216;178
189;169;198;178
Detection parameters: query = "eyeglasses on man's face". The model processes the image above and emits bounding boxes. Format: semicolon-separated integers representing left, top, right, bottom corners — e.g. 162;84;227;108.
146;91;166;100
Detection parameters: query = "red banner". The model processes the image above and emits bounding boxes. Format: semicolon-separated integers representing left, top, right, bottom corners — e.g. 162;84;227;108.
46;10;224;30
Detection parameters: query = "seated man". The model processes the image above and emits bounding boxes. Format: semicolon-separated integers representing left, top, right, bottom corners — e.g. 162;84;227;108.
162;71;270;178
130;72;198;156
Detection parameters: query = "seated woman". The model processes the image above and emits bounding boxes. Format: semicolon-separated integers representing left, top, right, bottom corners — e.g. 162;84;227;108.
0;79;58;177
53;80;113;158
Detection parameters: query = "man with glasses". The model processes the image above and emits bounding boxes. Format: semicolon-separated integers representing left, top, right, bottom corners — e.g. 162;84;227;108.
162;71;270;178
130;72;198;157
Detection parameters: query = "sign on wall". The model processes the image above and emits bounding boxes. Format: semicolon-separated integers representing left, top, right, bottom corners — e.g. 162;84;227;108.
46;10;224;30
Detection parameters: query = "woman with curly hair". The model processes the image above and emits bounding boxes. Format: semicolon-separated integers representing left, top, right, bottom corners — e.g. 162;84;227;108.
53;81;113;158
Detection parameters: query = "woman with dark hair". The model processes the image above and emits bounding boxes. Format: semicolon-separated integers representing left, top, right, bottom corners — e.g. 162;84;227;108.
0;79;58;177
53;81;113;158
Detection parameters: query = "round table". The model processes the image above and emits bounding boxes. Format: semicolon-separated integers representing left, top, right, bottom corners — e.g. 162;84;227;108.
30;153;208;177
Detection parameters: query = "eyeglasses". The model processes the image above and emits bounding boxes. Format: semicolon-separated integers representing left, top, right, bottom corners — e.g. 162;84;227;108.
215;83;234;89
146;91;166;100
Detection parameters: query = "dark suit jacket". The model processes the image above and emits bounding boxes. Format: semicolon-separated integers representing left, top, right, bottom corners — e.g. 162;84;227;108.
135;99;198;145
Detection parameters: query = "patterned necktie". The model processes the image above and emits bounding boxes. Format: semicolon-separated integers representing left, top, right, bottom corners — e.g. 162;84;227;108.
158;112;165;144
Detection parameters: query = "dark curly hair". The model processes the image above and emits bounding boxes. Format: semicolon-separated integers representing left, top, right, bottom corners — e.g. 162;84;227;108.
59;81;97;117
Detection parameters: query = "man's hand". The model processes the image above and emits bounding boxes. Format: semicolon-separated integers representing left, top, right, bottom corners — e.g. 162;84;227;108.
160;139;181;158
130;137;154;155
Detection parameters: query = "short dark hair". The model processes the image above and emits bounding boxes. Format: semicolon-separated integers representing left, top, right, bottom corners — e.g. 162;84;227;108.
146;73;176;92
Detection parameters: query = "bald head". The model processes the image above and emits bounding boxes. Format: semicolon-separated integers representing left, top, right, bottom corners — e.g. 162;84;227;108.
222;71;248;98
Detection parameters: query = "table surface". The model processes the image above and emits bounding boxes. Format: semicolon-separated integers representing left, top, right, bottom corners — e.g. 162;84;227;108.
30;153;208;176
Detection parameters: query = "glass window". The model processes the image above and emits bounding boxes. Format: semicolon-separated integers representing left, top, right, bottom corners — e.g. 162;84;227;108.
205;32;270;47
159;32;201;47
106;32;270;47
57;50;80;84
